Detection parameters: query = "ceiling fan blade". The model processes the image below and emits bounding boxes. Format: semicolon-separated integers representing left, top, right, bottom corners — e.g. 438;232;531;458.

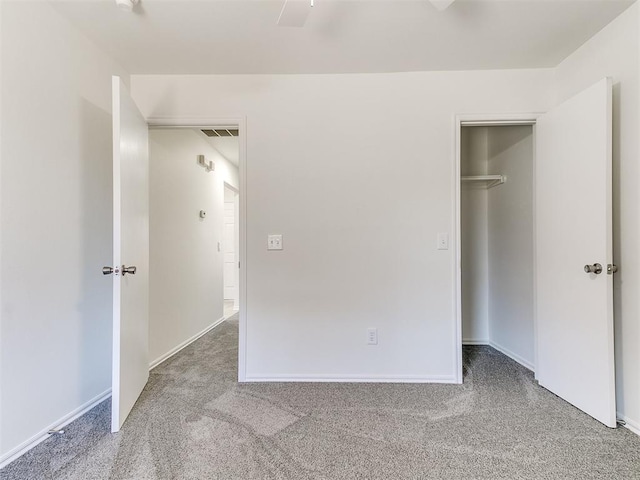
277;0;311;27
429;0;456;11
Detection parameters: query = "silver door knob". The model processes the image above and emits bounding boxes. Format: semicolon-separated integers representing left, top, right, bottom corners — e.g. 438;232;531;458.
102;266;114;275
122;265;137;275
584;263;603;274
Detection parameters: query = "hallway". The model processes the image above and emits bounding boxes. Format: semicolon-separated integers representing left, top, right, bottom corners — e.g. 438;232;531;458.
2;315;639;479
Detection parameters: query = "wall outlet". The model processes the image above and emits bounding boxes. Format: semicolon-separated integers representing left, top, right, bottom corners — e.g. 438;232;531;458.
437;232;449;250
267;234;283;250
367;328;378;345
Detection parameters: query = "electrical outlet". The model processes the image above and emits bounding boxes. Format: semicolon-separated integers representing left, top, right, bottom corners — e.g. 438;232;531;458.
367;328;378;345
437;232;449;250
267;234;283;250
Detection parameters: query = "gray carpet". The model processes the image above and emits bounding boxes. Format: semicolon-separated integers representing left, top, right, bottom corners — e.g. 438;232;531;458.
2;315;639;480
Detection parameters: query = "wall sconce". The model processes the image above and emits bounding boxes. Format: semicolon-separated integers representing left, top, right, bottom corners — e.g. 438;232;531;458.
197;155;215;173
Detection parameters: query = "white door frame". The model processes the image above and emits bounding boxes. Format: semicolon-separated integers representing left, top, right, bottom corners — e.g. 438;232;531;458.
147;116;248;382
453;113;541;383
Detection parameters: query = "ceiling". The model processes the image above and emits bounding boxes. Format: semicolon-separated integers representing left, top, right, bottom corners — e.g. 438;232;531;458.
48;0;634;74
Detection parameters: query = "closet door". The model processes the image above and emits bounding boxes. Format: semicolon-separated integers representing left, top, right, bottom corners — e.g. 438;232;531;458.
535;77;615;427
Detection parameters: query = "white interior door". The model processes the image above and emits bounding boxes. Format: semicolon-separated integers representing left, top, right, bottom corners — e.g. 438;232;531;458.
536;77;615;427
223;201;235;300
111;76;149;433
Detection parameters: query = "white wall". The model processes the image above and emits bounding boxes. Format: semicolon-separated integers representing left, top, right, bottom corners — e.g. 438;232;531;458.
149;129;238;365
487;126;534;366
0;1;128;460
554;3;640;432
131;70;555;381
461;127;489;343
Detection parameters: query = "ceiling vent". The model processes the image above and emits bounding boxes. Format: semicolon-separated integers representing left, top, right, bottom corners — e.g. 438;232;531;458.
201;129;239;137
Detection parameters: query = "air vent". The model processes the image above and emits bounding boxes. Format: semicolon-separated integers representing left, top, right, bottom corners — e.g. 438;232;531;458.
201;128;238;137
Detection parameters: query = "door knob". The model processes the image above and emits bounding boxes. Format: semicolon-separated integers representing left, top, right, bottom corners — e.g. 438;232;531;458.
584;263;603;274
102;266;120;275
122;265;137;275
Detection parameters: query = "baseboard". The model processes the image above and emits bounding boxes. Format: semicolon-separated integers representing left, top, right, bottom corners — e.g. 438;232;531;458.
462;339;489;345
149;316;226;370
618;414;640;437
0;388;111;469
488;340;535;371
243;374;457;383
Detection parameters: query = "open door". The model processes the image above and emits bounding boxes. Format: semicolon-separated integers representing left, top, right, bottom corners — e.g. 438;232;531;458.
536;77;615;427
108;76;149;433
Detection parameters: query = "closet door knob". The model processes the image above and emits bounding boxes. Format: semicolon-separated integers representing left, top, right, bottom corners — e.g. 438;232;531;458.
584;263;603;274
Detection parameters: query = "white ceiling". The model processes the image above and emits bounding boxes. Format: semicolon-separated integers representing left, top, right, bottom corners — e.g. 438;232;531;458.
49;0;634;74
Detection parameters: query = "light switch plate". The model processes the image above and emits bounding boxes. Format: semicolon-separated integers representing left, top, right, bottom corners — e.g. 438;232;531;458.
367;328;378;345
267;234;283;250
437;233;449;250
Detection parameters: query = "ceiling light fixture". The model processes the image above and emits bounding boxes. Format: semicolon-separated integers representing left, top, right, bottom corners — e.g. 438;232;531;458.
115;0;139;12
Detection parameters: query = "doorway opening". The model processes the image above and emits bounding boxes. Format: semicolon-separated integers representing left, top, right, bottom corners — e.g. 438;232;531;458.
455;117;537;383
147;121;245;379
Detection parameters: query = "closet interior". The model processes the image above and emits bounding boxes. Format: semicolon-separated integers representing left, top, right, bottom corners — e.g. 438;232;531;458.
460;125;535;370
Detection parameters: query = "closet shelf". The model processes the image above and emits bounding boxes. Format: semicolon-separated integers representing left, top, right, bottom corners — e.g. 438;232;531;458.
461;175;506;189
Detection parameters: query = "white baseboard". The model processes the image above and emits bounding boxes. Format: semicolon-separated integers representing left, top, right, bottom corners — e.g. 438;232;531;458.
243;374;457;383
149;316;226;370
462;339;489;345
0;388;111;469
618;414;640;437
488;340;535;371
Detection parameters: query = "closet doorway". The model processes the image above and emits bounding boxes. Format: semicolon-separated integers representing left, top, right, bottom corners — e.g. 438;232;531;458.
454;78;616;428
459;124;535;370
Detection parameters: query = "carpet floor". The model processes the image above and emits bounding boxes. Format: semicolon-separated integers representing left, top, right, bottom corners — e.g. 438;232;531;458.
2;315;639;480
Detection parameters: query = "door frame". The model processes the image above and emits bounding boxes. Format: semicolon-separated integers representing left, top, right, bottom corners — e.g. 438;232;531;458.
147;116;248;382
453;113;541;383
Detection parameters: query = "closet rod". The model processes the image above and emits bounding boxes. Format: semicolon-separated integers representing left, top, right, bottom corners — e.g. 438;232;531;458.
461;175;506;188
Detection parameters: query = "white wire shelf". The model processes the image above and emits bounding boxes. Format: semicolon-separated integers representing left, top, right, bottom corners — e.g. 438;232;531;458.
461;175;506;189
